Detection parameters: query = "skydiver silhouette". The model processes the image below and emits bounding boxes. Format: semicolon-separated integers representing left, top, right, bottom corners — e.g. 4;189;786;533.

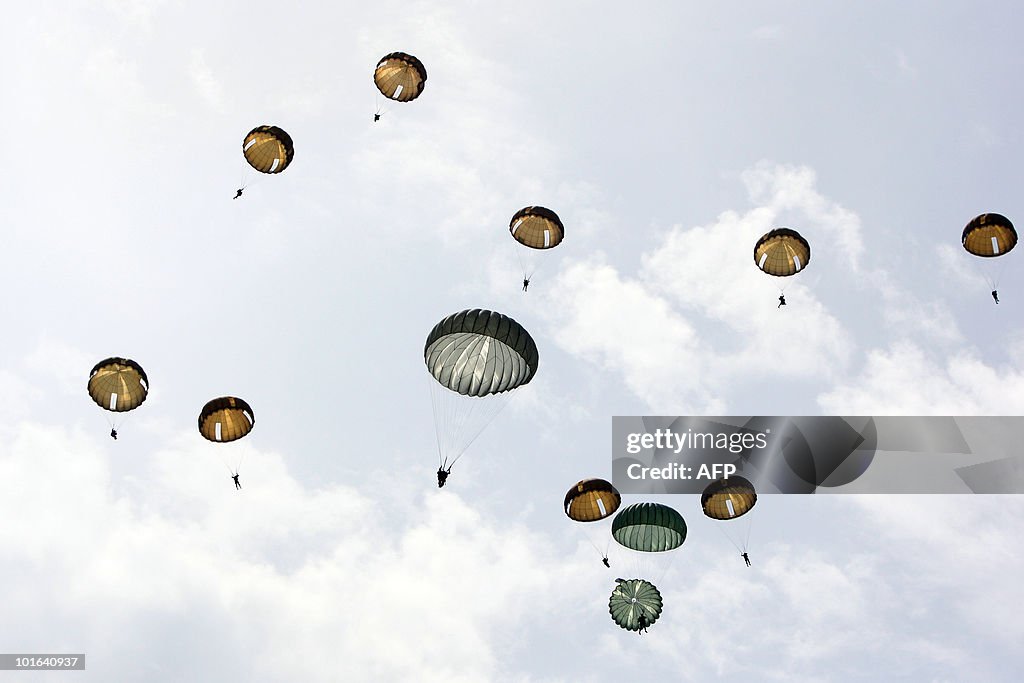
523;278;530;292
233;188;243;200
110;428;118;440
742;551;751;567
992;290;1000;304
232;473;241;490
602;556;610;568
778;294;786;308
374;113;381;122
637;612;650;634
437;466;450;488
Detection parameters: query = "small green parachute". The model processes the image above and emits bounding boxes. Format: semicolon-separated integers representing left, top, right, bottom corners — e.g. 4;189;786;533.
612;502;687;552
609;578;663;632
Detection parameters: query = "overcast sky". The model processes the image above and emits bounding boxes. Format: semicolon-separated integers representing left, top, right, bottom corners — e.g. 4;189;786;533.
2;1;1023;681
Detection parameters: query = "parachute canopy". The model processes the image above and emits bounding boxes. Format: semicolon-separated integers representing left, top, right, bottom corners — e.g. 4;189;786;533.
701;476;757;520
374;52;427;102
424;309;539;397
243;126;294;174
754;228;810;276
609;578;663;632
962;213;1017;257
199;397;255;443
87;357;148;412
612;502;687;552
564;479;621;522
510;206;564;250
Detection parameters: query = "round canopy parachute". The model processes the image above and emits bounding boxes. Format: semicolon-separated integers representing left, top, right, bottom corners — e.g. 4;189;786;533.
510;206;564;250
199;397;255;443
962;213;1017;257
565;479;621;522
754;228;810;276
243;126;294;174
374;52;427;102
701;476;757;520
425;309;538;397
87;358;148;412
609;578;663;632
612;502;687;552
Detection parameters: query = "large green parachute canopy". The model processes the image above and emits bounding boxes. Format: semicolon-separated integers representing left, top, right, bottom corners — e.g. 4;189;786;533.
510;206;564;250
243;126;294;174
424;309;539;396
962;213;1017;257
564;479;621;522
609;578;663;632
199;397;255;443
374;52;427;102
754;228;810;276
612;502;687;552
87;358;148;412
701;476;757;520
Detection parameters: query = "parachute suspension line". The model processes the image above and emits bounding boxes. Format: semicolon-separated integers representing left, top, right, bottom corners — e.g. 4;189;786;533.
428;379;514;469
655;547;680;587
715;521;744;554
743;514;754;552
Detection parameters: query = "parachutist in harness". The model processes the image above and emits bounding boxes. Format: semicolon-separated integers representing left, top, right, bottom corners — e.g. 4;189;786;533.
992;290;1000;304
637;612;650;634
742;552;751;567
374;113;381;122
233;188;243;200
778;294;786;308
110;428;118;440
232;473;241;490
523;278;530;292
437;467;450;488
602;556;610;568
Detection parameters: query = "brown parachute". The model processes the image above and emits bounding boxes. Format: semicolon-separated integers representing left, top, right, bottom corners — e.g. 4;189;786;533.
198;397;255;443
374;52;427;102
564;479;621;522
754;228;810;276
87;358;149;412
962;213;1017;257
510;206;564;250
243;126;294;174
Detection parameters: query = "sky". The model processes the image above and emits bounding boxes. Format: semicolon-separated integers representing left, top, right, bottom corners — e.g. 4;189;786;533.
2;1;1023;681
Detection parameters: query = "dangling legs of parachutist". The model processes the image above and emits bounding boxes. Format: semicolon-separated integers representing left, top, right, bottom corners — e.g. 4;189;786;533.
110;428;118;440
602;556;610;568
232;473;241;490
234;188;243;200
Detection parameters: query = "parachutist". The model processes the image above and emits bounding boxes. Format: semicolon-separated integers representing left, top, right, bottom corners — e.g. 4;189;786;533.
637;613;650;634
437;467;450;488
778;294;786;308
233;188;243;200
522;278;530;292
374;113;381;122
232;473;241;490
992;290;1000;304
110;428;118;440
602;556;610;568
742;551;751;567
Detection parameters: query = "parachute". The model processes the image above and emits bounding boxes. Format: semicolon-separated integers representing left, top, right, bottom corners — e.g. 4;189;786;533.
962;213;1017;257
243;126;294;175
962;213;1016;300
374;52;427;102
608;578;663;632
87;357;148;436
425;309;538;477
754;228;810;277
611;502;687;583
198;397;255;443
612;502;687;552
88;357;149;412
565;478;621;565
701;475;757;520
702;476;757;557
509;206;564;288
564;478;621;522
199;396;254;477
